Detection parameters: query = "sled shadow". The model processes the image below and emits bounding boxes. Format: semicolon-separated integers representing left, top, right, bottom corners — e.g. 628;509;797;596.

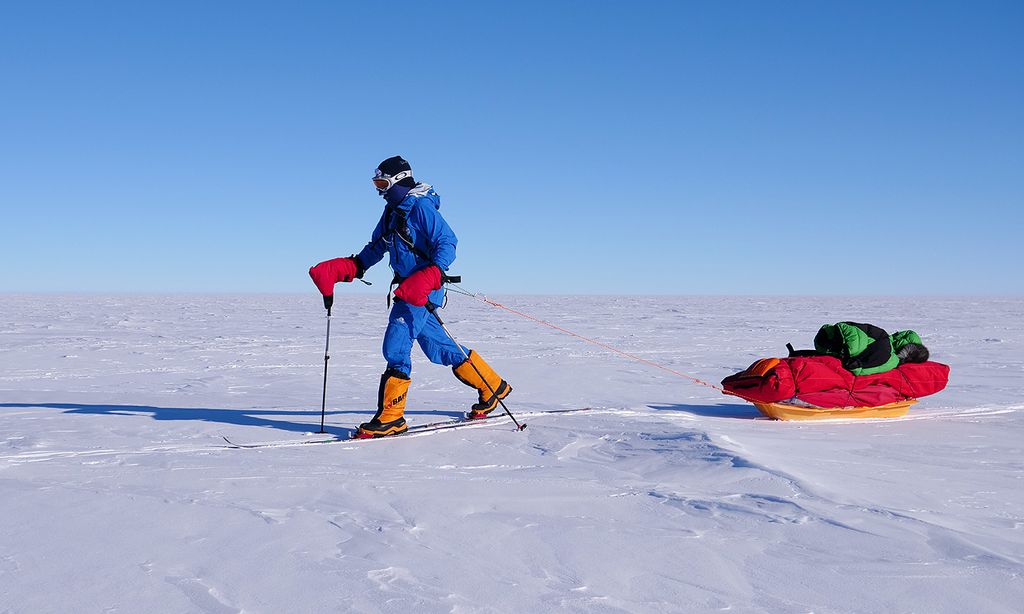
0;403;465;438
648;402;763;419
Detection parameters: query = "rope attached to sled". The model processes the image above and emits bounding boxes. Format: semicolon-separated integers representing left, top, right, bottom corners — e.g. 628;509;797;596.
444;284;729;396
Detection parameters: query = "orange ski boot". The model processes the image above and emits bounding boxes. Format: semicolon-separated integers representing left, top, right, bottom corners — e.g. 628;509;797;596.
452;351;512;419
354;369;410;438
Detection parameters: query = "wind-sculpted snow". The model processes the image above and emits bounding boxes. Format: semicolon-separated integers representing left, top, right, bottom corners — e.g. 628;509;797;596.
0;294;1022;613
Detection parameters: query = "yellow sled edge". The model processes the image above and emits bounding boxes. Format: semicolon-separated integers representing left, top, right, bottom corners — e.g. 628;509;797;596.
753;399;918;421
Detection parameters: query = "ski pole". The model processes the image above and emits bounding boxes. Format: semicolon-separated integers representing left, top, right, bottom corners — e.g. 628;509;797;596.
318;297;333;433
426;303;526;431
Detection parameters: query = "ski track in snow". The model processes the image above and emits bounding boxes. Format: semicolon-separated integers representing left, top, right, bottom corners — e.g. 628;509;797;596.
1;294;1023;613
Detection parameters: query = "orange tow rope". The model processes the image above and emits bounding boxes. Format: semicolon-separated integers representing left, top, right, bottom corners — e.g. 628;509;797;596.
446;285;730;396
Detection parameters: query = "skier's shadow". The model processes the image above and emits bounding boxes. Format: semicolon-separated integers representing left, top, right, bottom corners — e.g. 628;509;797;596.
648;402;763;419
0;403;466;438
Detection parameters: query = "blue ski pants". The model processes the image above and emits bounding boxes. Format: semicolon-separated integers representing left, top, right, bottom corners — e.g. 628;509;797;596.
383;300;469;376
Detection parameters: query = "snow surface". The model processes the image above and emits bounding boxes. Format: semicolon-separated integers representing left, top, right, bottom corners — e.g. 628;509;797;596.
1;293;1022;613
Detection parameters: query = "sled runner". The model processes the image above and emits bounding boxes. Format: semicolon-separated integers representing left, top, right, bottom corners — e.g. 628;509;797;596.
750;399;917;421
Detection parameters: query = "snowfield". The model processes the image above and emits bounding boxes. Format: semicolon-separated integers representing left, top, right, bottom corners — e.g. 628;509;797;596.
1;293;1022;613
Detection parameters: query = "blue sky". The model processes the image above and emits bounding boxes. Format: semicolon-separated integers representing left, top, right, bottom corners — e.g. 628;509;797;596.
1;1;1021;294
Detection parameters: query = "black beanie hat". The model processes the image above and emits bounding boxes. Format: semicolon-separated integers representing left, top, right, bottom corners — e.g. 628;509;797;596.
377;155;416;187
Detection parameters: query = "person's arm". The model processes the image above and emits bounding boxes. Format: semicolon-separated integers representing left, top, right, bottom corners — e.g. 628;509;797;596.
394;204;458;306
356;211;389;271
308;212;386;309
308;257;360;310
411;203;457;271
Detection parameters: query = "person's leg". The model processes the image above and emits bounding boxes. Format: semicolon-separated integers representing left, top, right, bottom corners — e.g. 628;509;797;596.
355;368;410;438
381;301;421;377
357;302;422;437
416;311;469;368
415;312;512;417
452;349;513;417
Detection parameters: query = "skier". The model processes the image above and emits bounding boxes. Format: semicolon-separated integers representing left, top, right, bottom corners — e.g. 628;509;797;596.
309;156;512;438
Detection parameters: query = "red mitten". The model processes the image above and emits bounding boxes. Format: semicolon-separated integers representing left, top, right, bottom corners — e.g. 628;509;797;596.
394;266;442;307
308;258;359;296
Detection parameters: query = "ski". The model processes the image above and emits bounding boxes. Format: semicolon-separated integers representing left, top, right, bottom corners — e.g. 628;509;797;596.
220;407;592;449
221;435;340;449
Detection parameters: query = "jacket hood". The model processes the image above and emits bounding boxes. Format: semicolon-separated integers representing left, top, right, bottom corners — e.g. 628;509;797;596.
399;183;440;212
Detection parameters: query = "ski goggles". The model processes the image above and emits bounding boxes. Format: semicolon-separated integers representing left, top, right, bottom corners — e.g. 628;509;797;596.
372;168;412;192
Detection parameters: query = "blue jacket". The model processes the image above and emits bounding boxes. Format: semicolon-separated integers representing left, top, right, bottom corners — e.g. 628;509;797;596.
356;183;457;306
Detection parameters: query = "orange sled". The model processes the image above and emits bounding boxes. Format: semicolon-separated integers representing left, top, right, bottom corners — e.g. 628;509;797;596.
752;399;917;421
